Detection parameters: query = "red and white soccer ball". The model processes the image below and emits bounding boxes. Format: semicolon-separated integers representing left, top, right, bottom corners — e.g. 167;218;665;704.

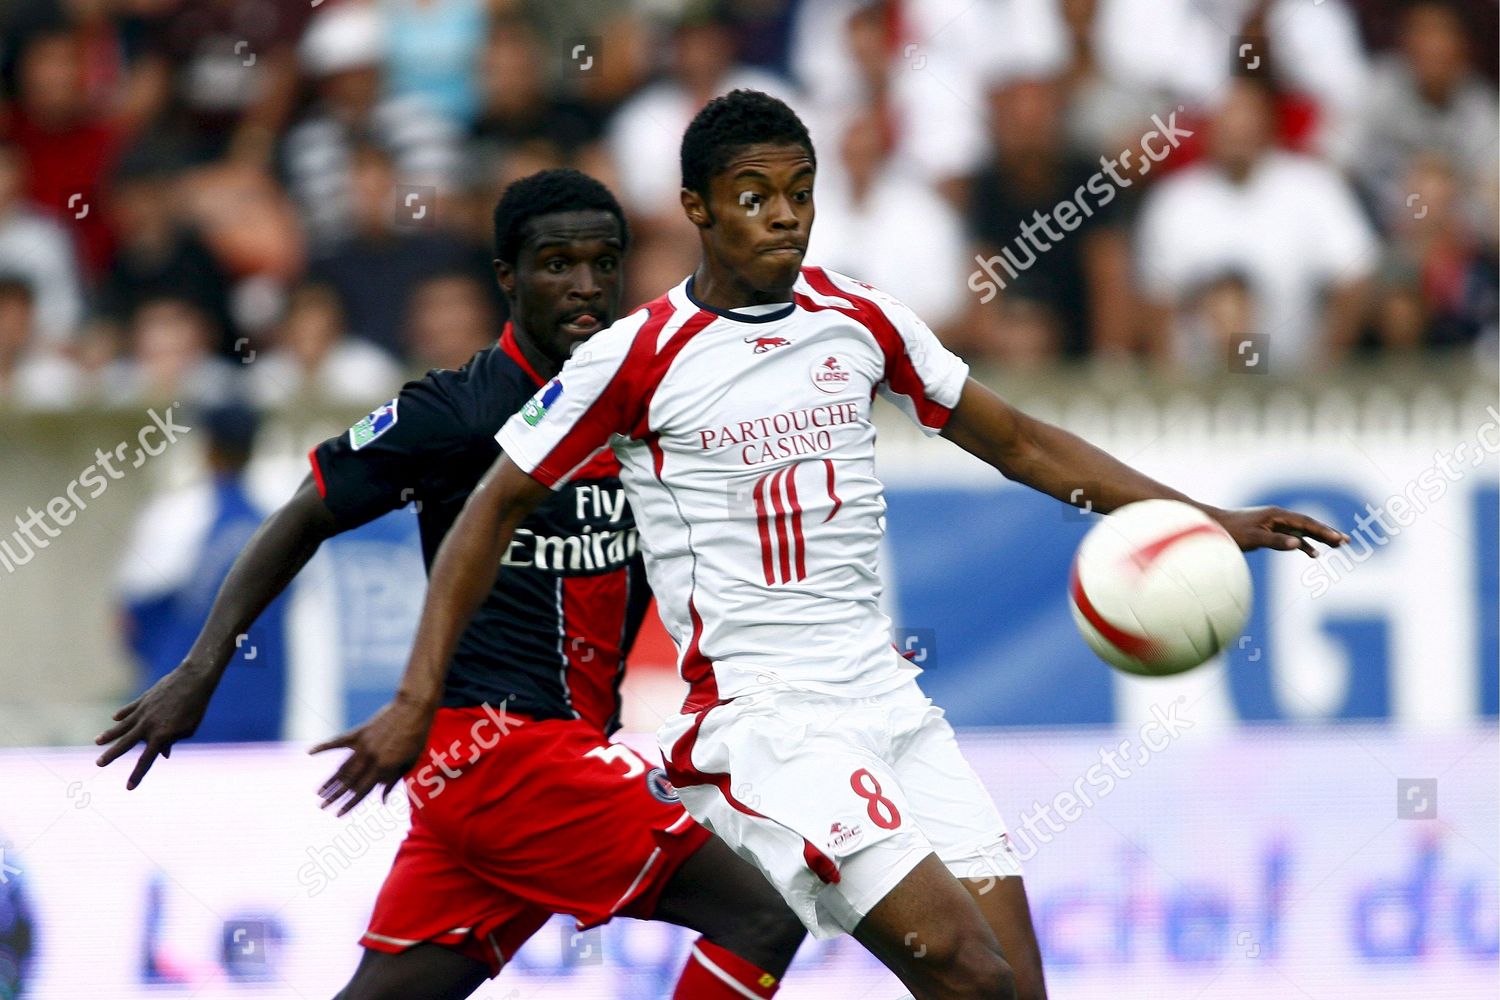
1069;499;1252;676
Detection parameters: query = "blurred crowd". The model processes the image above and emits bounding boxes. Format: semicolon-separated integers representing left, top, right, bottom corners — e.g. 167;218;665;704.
0;0;1495;410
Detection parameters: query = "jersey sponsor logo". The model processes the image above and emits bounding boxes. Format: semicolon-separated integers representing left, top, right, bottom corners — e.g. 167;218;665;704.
348;399;398;450
811;355;851;394
695;401;861;466
501;525;640;572
746;334;791;354
646;767;680;804
521;377;564;426
827;820;864;853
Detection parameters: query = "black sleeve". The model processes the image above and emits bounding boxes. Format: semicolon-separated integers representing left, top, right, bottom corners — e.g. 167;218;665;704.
309;372;476;530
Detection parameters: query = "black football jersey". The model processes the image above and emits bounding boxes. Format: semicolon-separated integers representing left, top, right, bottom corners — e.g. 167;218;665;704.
309;324;651;733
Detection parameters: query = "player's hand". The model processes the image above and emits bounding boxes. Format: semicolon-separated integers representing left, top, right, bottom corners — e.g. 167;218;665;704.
1210;506;1349;557
310;697;432;815
94;666;215;789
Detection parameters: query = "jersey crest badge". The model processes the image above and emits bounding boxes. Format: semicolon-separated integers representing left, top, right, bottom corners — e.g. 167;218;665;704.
349;399;398;450
522;378;564;426
646;767;680;804
811;355;851;394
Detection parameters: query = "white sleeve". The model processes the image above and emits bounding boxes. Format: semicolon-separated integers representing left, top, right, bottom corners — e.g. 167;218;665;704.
819;271;969;435
495;310;650;489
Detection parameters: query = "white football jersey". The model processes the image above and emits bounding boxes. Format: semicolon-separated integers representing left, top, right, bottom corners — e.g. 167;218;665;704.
497;267;969;711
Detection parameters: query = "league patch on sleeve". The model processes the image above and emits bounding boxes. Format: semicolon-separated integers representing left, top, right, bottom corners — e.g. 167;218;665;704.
349;399;399;450
521;378;564;427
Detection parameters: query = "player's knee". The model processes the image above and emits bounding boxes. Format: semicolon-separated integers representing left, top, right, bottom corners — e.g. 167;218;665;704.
925;935;1016;1000
732;899;807;964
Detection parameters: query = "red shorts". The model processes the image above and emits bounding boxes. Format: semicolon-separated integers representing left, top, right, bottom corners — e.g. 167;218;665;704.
360;706;711;975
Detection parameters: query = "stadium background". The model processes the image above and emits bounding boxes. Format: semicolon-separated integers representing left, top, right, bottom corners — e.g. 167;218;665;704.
0;0;1495;996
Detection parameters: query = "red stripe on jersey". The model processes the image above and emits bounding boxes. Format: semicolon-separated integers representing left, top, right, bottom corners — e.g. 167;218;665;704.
571;448;623;480
644;431;666;480
753;473;775;584
307;446;328;498
627;308;717;440
529;302;714;487
797;267;953;431
769;468;792;583
786;465;807;580
559;573;629;732
821;458;841;522
679;598;719;712
497;322;544;387
666;706;840;885
527;301;673;488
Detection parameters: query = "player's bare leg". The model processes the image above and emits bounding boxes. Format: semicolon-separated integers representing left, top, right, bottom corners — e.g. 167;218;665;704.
851;854;1016;1000
332;943;489;1000
650;836;807;997
960;877;1046;1000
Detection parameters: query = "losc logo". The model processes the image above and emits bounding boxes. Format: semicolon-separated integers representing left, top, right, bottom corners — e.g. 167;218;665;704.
811;355;850;394
827;820;864;853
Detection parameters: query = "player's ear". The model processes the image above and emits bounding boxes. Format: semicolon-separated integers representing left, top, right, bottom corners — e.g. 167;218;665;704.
681;187;712;229
493;258;516;299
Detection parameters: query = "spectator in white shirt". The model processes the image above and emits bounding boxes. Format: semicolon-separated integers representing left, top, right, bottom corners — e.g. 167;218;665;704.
1135;78;1377;368
248;283;403;407
790;0;1067;198
806;102;969;338
0;276;84;409
0;140;83;343
607;7;793;230
606;5;796;304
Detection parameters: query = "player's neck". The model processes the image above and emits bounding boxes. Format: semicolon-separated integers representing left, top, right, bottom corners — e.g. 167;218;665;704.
689;263;793;313
511;323;564;383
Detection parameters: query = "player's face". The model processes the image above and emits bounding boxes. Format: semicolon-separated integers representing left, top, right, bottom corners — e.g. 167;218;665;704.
498;209;625;363
689;142;814;296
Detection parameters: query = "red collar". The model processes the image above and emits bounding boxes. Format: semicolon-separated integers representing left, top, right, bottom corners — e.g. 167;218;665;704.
498;322;546;388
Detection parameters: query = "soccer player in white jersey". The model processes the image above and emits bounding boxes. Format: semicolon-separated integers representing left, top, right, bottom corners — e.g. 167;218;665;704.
319;90;1348;1000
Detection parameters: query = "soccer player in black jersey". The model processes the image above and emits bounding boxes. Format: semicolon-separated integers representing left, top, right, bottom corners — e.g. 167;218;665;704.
96;169;804;1000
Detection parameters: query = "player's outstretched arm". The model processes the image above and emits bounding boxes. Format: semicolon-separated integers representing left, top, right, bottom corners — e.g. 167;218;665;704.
940;378;1349;556
311;455;548;815
95;476;339;788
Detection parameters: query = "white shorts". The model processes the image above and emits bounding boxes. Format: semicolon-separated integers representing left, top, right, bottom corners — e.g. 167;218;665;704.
658;679;1023;938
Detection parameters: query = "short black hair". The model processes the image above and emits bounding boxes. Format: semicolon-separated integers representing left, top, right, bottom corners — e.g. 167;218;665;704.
491;169;629;265
680;89;815;196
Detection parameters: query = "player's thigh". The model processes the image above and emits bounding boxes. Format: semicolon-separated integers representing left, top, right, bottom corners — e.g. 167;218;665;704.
961;877;1046;1000
648;833;806;977
335;943;490;1000
891;696;1023;884
850;853;1014;1000
892;696;1041;997
662;697;923;937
